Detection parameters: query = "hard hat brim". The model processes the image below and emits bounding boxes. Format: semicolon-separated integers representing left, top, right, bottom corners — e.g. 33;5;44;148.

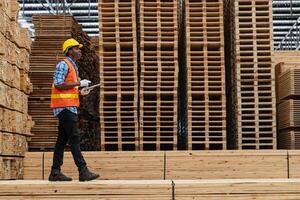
64;44;83;54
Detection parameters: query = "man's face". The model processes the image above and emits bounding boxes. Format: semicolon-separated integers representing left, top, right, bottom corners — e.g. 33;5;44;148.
70;46;82;60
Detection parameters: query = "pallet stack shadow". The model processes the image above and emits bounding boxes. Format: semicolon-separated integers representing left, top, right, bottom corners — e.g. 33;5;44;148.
275;51;300;149
99;0;139;150
0;0;33;179
29;15;99;150
185;0;226;150
224;0;276;149
90;36;99;55
139;0;178;150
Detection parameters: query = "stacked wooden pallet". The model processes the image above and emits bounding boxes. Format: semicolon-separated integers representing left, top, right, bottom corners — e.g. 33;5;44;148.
185;0;226;150
139;0;178;151
99;0;139;150
275;52;300;149
225;0;276;149
0;0;33;180
29;15;99;150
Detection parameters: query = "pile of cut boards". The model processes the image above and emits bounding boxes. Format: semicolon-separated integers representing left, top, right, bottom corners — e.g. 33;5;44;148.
0;0;34;179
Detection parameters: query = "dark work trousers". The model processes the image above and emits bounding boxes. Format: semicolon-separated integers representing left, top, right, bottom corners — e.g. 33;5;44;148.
51;109;86;172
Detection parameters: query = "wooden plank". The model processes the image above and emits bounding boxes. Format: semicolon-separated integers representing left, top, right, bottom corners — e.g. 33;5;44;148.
274;51;300;65
42;151;165;180
0;108;33;136
166;150;288;179
0;180;172;199
23;152;44;180
287;150;300;178
2;179;300;199
174;179;300;199
0;156;23;180
0;132;27;156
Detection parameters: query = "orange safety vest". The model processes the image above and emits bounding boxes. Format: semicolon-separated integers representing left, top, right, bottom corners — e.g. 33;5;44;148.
50;58;80;108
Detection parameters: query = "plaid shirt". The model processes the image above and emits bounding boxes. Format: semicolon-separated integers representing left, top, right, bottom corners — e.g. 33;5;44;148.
52;57;79;117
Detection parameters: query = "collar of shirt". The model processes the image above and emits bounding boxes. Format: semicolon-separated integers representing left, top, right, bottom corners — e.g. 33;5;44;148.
66;56;79;79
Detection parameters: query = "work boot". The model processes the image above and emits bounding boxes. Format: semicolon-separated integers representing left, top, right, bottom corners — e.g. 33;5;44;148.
48;169;72;181
79;166;100;181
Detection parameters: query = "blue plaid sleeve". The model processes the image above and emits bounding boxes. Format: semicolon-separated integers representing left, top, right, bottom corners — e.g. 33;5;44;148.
53;61;69;86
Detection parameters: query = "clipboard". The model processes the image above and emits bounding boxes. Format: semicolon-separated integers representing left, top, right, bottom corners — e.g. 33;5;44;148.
85;83;100;91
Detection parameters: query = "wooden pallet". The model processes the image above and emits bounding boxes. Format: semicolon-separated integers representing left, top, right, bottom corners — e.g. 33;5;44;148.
139;0;178;151
185;0;226;150
99;0;139;151
225;0;276;149
99;93;139;151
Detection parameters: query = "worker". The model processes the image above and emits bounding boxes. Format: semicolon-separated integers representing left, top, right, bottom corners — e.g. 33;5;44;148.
48;38;99;181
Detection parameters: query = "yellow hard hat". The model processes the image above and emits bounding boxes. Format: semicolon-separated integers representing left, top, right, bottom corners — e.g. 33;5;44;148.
62;38;83;53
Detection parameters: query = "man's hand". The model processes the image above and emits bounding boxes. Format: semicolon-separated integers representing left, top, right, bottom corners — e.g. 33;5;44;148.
80;87;91;96
80;79;91;87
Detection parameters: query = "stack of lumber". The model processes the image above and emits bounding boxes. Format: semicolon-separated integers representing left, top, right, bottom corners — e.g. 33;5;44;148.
274;51;300;65
98;0;139;150
0;180;172;199
24;150;289;180
29;15;74;150
275;51;300;149
185;0;226;150
0;0;33;180
224;0;276;149
29;15;99;150
2;179;300;199
139;0;178;150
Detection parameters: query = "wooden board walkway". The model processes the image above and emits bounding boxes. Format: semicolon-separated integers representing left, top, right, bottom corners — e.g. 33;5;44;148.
23;150;300;180
2;179;300;199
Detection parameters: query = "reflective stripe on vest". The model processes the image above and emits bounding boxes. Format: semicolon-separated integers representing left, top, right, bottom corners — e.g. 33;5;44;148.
50;58;80;108
51;93;79;99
